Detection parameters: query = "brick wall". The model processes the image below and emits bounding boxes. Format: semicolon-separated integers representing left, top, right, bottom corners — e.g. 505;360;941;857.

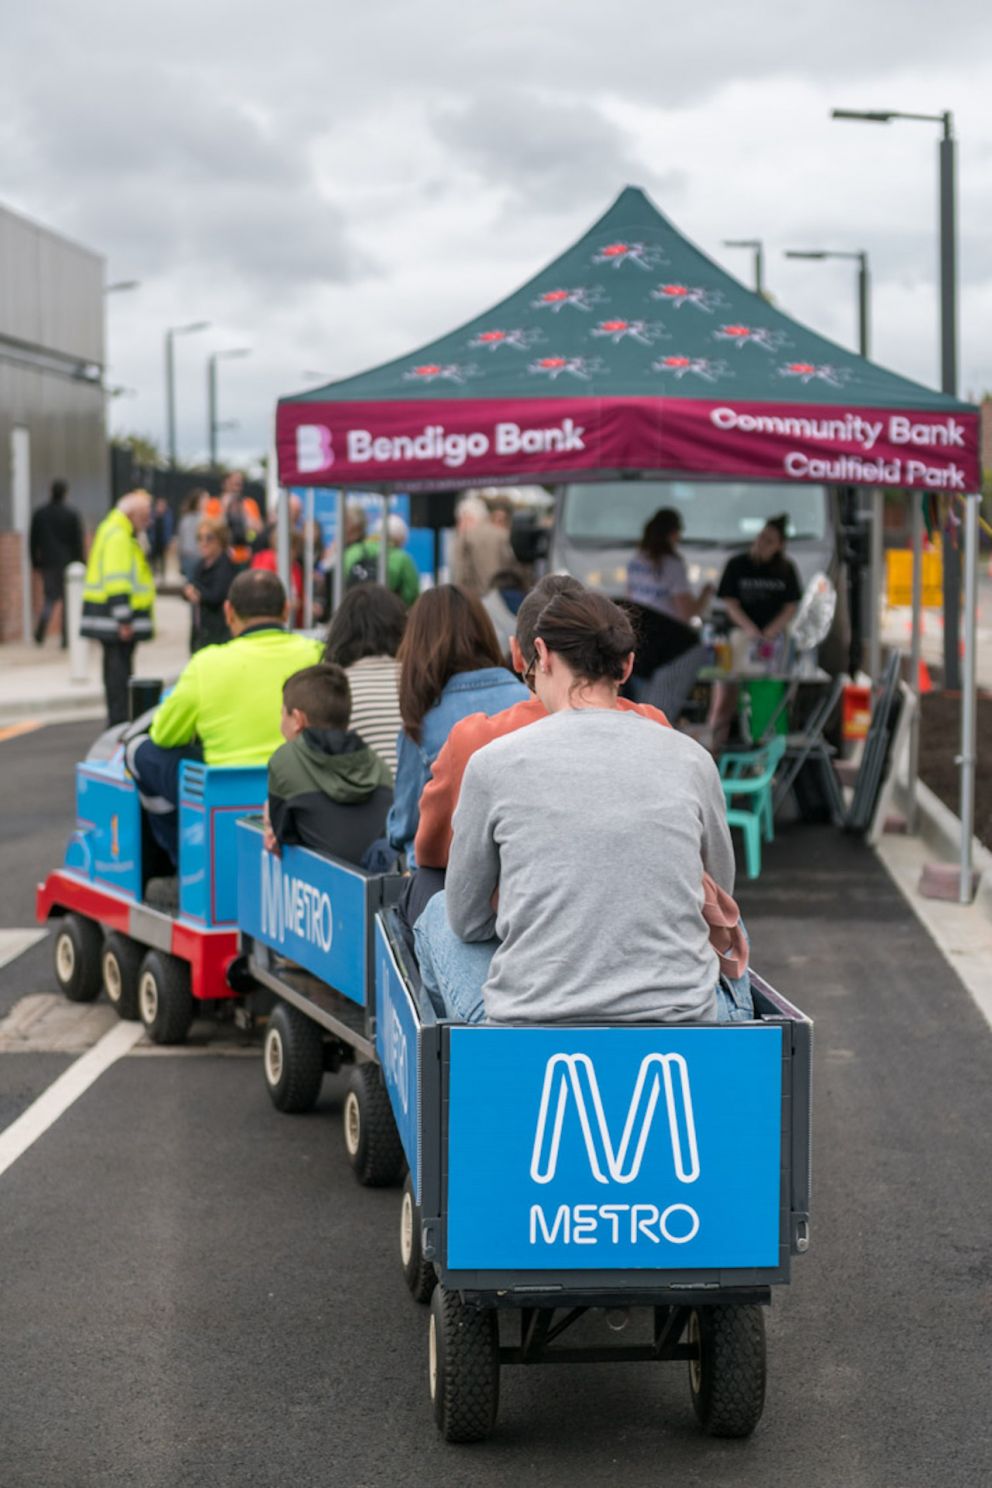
0;530;25;641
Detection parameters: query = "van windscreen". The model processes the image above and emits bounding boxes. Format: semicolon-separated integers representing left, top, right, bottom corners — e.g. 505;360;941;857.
563;482;827;545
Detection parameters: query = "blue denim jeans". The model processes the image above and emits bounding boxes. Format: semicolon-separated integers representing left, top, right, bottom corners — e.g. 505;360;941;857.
413;891;755;1024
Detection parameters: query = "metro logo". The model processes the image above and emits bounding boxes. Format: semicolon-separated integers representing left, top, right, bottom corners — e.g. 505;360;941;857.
530;1052;699;1187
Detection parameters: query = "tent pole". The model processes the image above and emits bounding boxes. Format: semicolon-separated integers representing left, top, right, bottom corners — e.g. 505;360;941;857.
333;488;345;617
907;494;924;832
276;489;291;620
303;488;314;631
869;488;884;681
378;489;389;588
269;428;292;618
958;492;979;903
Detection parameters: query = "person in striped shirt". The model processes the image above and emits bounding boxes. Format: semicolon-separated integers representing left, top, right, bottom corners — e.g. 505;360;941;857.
324;585;406;779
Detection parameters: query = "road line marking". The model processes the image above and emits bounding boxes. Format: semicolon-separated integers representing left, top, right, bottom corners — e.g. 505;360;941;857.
0;720;42;743
0;929;46;971
0;1018;144;1180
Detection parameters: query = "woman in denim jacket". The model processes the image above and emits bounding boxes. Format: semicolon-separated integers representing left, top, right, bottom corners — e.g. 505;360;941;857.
387;585;527;863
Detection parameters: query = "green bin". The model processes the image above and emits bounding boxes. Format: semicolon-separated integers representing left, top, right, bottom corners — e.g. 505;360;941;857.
740;679;788;744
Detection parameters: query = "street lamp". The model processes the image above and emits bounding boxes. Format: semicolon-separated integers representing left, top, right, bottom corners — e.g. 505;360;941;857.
164;321;210;468
784;249;871;359
208;347;252;468
722;238;765;296
831;107;960;689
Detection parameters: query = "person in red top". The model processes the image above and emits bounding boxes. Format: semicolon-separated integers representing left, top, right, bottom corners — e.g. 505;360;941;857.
252;535;304;626
409;573;749;994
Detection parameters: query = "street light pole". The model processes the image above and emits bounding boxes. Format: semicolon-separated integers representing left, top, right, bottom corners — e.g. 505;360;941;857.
857;251;870;363
784;248;871;357
164;321;210;468
207;348;252;469
723;238;765;296
831;107;960;689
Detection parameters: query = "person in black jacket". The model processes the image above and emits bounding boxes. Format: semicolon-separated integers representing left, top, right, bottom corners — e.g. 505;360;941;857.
184;517;240;651
266;663;393;867
30;479;84;646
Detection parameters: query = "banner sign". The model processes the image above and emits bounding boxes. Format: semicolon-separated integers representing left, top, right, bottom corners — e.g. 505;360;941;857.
446;1025;783;1272
277;396;980;494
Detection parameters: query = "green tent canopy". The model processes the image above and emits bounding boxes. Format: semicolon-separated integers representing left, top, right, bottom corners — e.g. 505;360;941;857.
277;186;979;493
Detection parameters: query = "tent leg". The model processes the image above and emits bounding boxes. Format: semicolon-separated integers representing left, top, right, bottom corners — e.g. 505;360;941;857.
378;489;389;587
869;488;884;681
907;495;924;832
958;492;979;903
276;488;291;617
333;488;346;617
303;487;315;630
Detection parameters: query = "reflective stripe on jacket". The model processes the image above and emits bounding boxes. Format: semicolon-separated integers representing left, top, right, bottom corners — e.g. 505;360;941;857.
81;509;155;639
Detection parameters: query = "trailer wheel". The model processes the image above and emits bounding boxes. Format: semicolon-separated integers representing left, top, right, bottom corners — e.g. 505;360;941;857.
428;1284;499;1442
688;1305;766;1438
342;1063;405;1187
263;1002;325;1113
138;950;194;1045
52;914;103;1003
400;1172;436;1304
101;933;144;1021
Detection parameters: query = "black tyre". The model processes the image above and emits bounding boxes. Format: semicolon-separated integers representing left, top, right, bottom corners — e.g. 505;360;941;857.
428;1284;500;1442
137;950;194;1045
101;932;144;1020
688;1305;767;1438
52;914;103;1003
400;1171;436;1304
263;1002;325;1113
342;1063;405;1187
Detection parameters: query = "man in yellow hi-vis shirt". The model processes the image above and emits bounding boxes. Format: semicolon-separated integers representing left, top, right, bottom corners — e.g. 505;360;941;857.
125;569;322;863
81;489;155;725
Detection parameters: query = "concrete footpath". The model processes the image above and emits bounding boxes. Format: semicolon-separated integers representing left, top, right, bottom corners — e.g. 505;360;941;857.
0;595;191;727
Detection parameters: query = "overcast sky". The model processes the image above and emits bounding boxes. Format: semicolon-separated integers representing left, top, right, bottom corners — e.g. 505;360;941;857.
4;0;992;469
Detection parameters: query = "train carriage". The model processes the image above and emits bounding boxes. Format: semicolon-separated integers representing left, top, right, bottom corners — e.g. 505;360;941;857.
237;820;813;1444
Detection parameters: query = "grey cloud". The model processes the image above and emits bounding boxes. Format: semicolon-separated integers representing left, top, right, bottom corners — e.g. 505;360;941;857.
431;88;681;210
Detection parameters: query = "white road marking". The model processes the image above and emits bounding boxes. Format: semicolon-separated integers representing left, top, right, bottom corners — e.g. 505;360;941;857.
0;929;46;971
0;1018;144;1180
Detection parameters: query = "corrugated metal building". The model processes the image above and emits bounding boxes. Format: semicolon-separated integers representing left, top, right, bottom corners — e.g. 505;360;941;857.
0;202;108;642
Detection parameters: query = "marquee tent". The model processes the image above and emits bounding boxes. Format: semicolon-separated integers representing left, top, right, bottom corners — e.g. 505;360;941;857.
275;185;982;902
277;185;979;494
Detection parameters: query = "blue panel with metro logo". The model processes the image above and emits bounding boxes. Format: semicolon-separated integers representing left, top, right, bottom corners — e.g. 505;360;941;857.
446;1025;782;1272
236;823;369;1005
374;917;420;1199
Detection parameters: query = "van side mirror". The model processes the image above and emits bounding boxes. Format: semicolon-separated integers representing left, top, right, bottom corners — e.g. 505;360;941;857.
510;511;550;565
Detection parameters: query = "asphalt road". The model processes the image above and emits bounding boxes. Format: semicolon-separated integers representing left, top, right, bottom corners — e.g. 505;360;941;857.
1;722;990;1487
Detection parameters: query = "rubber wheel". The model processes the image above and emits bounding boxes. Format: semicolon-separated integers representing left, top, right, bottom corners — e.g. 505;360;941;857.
400;1171;436;1304
342;1063;406;1187
52;914;103;1003
688;1305;767;1438
137;950;194;1045
101;932;144;1020
428;1284;500;1442
263;1001;325;1113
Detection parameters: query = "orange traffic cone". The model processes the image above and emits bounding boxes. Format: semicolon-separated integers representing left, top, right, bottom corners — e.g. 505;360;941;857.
918;659;933;694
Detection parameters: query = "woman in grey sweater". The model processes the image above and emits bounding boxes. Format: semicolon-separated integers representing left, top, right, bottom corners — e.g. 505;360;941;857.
414;588;743;1026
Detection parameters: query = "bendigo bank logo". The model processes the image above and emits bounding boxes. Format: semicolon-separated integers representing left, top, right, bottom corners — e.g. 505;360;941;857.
296;424;334;474
528;1052;701;1248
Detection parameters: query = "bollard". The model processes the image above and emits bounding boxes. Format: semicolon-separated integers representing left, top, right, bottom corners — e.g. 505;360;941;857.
65;562;89;684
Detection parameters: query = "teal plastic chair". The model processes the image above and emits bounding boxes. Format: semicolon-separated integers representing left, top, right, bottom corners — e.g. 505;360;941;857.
719;735;786;878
